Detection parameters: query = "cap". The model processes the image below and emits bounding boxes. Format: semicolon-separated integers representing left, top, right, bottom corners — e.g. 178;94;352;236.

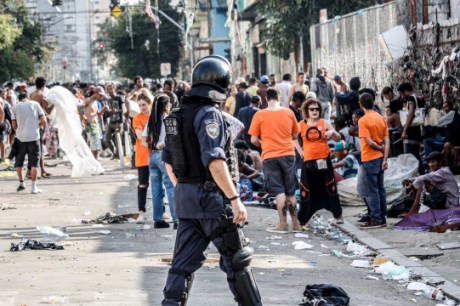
239;82;248;88
95;85;108;97
333;75;341;81
18;84;28;90
334;141;349;152
425;151;443;162
260;75;269;84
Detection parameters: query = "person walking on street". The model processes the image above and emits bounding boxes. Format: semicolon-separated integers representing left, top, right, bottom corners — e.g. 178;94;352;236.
278;74;292;108
144;94;175;229
162;55;262;305
29;77;54;178
358;93;390;229
249;88;300;234
12;91;46;194
288;72;308;103
295;98;343;229
133;88;153;222
105;83;125;159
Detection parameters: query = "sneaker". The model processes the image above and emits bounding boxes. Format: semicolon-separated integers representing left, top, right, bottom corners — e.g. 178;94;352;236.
357;215;371;223
266;224;288;234
335;216;344;224
31;188;42;194
173;222;178;230
154;221;170;229
360;220;385;229
291;223;301;233
17;185;26;192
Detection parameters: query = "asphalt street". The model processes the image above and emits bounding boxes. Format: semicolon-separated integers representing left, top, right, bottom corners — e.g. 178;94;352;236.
0;159;458;306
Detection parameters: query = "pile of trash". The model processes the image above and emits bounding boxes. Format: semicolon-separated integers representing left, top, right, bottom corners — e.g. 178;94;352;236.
81;211;140;224
307;214;458;305
10;226;68;252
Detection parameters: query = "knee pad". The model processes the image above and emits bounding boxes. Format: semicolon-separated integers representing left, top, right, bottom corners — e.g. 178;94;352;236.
232;246;253;271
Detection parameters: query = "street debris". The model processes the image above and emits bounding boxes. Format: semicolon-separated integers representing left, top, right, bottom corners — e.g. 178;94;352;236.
37;226;69;242
294;233;309;239
292;241;314;250
346;241;372;257
300;283;350;306
374;262;411;282
0;203;16;210
97;230;111;235
351;259;371;268
266;235;282;240
81;211;140;224
10;239;64;251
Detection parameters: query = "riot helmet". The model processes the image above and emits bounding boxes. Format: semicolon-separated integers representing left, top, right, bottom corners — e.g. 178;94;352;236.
184;55;232;103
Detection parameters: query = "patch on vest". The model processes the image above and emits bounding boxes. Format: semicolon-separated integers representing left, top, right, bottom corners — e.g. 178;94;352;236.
164;117;178;135
206;122;220;139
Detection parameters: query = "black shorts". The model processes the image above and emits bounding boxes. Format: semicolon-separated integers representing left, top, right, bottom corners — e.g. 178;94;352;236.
262;155;298;195
14;139;41;168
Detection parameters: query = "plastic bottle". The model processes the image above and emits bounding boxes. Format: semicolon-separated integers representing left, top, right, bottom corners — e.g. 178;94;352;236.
424;287;444;301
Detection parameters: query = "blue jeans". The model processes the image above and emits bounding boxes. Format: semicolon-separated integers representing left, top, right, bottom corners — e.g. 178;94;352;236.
361;157;387;224
149;151;177;222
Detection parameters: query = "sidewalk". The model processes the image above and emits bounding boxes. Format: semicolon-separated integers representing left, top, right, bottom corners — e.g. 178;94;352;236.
0;159;457;305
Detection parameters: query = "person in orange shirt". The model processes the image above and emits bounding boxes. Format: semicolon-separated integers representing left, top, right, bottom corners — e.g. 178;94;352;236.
249;88;300;233
133;88;153;222
358;93;390;229
294;98;343;230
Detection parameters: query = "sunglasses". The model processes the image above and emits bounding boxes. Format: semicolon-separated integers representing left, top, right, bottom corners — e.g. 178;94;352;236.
308;108;320;112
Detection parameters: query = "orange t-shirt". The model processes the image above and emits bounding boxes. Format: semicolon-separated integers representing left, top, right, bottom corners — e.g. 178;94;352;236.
358;111;389;162
299;119;330;161
248;108;299;160
133;113;151;167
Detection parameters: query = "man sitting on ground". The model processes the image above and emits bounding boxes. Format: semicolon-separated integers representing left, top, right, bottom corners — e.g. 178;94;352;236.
332;141;359;179
403;151;459;214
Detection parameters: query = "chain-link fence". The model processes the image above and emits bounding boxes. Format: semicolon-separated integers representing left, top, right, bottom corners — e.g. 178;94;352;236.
310;2;397;92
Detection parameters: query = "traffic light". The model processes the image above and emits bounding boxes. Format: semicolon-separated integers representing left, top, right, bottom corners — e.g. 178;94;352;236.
52;0;63;6
224;48;231;62
98;42;105;53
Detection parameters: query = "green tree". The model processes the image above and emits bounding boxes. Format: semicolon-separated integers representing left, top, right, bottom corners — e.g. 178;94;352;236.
99;0;182;80
259;0;391;65
0;1;50;83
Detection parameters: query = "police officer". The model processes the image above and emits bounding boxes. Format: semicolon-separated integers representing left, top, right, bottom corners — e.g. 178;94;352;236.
162;55;262;306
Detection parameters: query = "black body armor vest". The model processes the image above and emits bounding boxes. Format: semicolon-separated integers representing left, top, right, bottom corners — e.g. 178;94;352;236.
165;102;213;183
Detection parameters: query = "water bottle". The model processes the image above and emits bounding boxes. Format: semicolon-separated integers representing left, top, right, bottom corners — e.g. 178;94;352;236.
424;287;444;301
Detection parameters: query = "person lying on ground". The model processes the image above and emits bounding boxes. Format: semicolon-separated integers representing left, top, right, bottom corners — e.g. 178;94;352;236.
403;151;459;215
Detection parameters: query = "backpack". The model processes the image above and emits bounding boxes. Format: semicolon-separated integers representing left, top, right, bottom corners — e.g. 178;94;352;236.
300;284;350;306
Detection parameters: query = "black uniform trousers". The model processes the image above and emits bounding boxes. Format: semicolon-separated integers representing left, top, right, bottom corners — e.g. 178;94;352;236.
162;218;237;306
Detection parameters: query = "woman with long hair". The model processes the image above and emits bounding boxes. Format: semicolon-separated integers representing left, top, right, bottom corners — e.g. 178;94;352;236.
144;94;176;229
133;88;153;222
295;98;343;230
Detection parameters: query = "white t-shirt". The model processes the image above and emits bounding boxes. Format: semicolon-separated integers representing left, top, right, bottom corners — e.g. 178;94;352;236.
11;100;45;142
277;81;292;108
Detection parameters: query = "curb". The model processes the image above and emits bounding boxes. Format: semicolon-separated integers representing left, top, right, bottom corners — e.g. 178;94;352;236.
335;221;460;302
